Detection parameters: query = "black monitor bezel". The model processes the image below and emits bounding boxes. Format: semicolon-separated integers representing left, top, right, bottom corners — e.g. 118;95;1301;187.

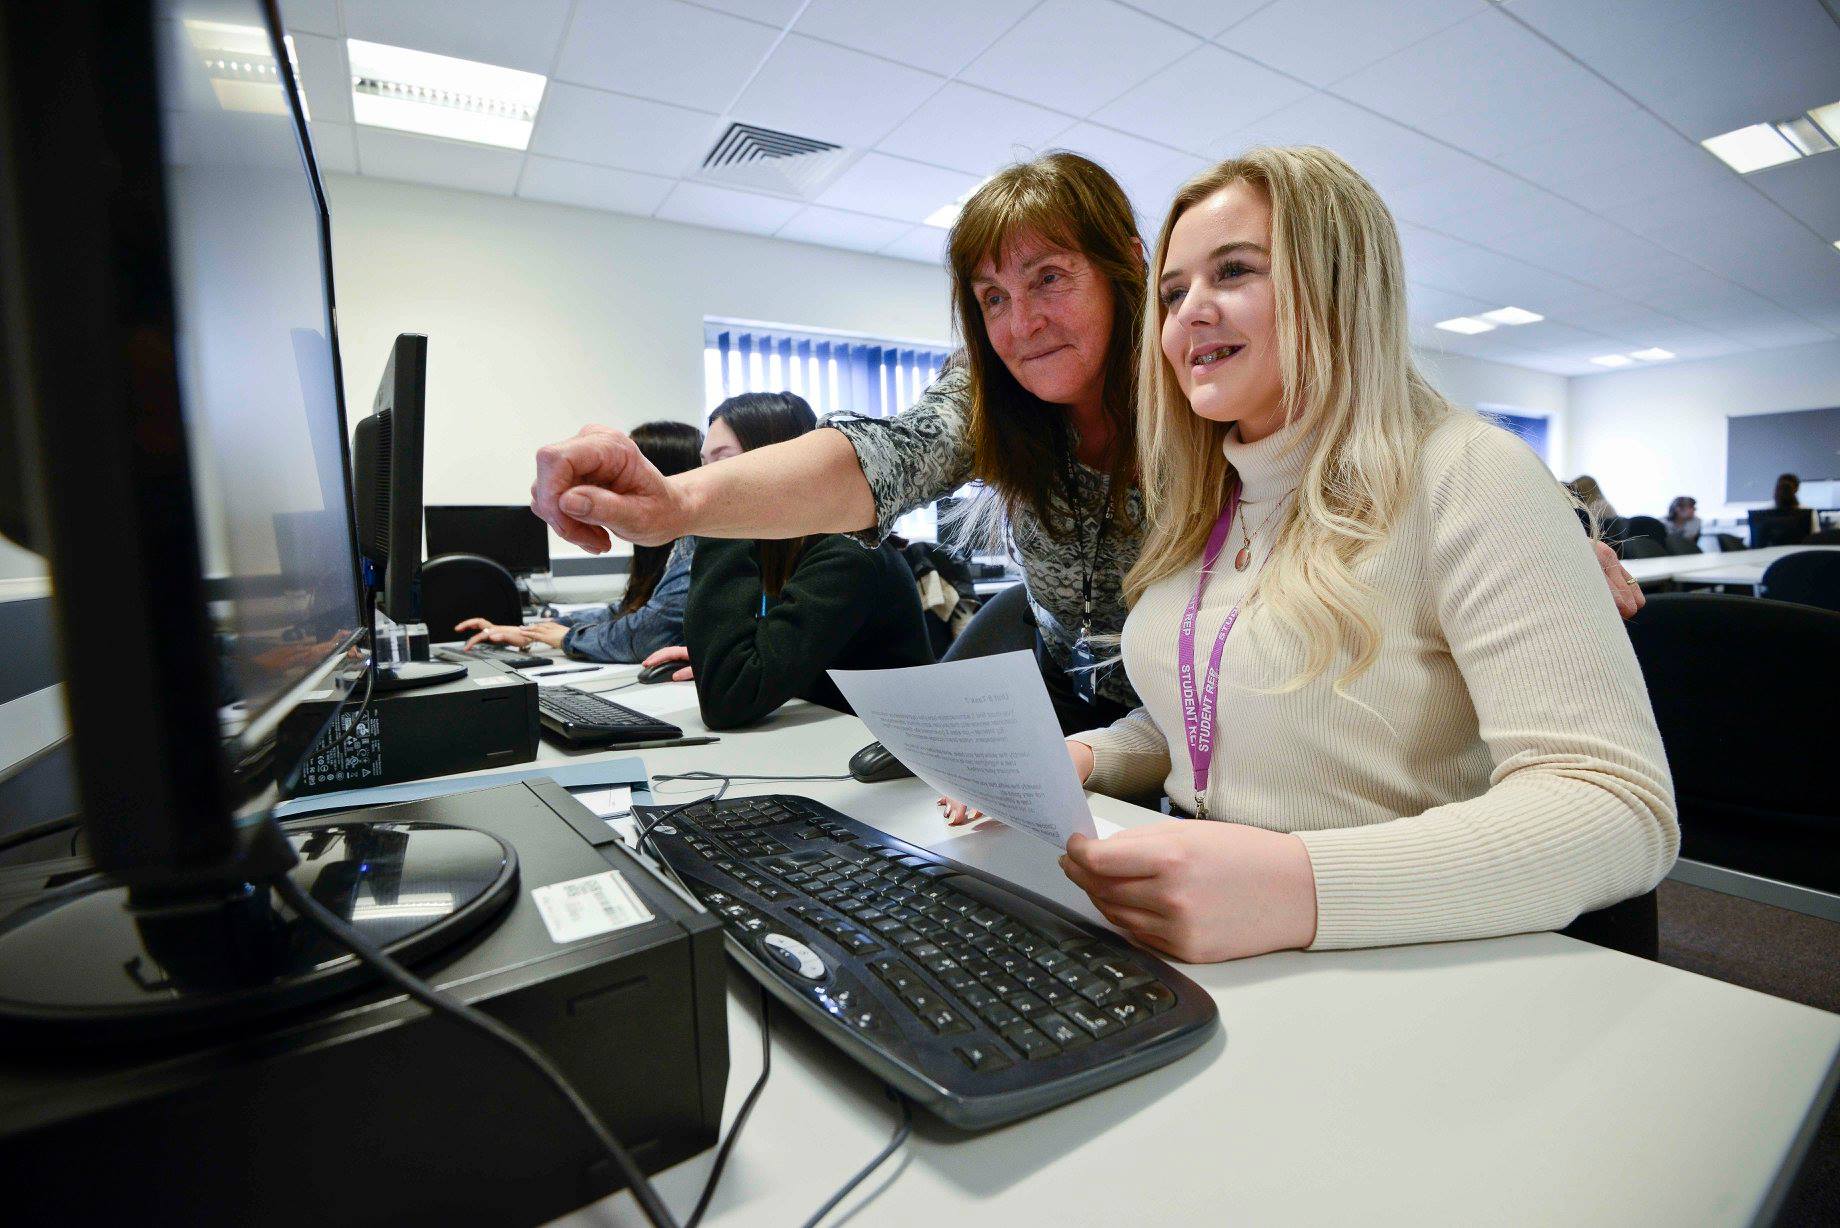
425;505;552;576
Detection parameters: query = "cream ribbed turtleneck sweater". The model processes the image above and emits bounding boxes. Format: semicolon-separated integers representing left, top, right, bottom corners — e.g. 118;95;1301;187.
1074;414;1677;950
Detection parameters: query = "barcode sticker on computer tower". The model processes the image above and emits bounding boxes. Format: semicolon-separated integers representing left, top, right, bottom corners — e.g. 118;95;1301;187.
531;871;655;944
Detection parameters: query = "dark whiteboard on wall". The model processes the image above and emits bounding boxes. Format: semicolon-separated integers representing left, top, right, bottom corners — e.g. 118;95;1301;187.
1726;407;1840;501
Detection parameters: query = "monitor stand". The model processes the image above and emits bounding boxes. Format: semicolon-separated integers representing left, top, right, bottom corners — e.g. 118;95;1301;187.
0;816;517;1044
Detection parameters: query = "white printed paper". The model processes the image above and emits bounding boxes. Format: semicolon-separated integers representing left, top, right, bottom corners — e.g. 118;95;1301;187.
531;871;654;944
827;651;1098;849
568;785;637;845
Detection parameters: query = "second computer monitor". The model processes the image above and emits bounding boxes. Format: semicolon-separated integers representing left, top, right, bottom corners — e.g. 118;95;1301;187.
425;505;551;576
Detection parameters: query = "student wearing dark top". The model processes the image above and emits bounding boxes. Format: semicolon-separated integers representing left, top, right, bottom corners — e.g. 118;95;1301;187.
670;392;934;730
458;420;702;661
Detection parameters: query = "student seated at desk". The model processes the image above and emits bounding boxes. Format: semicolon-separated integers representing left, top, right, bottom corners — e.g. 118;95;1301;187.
952;149;1678;963
458;421;702;661
652;392;934;730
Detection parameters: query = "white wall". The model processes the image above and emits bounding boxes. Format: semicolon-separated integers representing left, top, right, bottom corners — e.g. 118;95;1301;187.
1416;349;1571;472
0;538;46;583
1566;338;1840;523
324;175;951;559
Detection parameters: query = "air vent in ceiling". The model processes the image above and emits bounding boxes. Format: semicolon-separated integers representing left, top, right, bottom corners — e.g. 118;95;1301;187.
695;122;855;200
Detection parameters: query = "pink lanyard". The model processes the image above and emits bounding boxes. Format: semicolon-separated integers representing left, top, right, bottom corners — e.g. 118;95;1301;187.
1176;481;1266;822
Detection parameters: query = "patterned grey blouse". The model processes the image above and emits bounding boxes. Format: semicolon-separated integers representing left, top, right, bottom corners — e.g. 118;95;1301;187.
821;365;1145;707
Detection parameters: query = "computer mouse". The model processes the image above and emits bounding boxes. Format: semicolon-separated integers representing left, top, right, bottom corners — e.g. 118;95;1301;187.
638;662;681;684
849;740;915;784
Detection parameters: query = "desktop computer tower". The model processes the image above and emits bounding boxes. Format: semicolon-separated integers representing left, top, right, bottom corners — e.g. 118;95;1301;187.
276;658;539;796
0;780;730;1227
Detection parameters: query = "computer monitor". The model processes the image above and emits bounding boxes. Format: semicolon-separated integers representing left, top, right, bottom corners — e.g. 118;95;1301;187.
0;0;511;1040
426;505;552;577
1748;508;1813;548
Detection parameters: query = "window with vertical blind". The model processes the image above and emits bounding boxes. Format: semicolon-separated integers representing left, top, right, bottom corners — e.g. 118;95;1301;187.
701;319;968;542
702;318;953;418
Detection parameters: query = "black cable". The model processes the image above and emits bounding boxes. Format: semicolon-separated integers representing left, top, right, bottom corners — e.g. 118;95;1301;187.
0;813;81;855
271;873;682;1228
683;984;772;1228
635;777;730;860
799;1087;912;1228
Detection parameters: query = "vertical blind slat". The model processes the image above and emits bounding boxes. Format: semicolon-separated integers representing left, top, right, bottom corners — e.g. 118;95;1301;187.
704;324;949;422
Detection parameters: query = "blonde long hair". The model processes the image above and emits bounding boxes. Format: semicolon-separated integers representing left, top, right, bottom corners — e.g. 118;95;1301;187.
1128;146;1454;692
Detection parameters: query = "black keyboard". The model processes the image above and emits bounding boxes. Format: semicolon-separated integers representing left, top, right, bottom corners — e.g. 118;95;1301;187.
435;644;553;670
637;795;1219;1129
537;687;683;746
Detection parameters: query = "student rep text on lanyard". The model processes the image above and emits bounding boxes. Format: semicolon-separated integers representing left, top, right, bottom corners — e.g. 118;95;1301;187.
1177;479;1289;821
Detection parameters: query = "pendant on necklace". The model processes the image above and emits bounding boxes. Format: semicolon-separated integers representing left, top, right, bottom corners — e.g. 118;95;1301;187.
1233;545;1251;571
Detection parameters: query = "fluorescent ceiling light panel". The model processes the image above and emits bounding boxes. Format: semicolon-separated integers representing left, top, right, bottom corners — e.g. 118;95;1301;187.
347;39;546;151
924;178;992;230
1629;348;1674;361
184;20;303;118
1701;123;1800;173
1435;316;1494;334
1479;306;1543;326
1590;354;1635;368
1776;116;1836;156
1808;101;1840;143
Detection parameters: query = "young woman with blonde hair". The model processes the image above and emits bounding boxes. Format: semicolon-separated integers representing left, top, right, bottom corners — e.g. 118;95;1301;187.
1054;147;1677;962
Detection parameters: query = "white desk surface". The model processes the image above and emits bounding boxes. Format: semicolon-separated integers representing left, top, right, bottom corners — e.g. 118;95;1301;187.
420;668;1839;1228
1621;544;1840;586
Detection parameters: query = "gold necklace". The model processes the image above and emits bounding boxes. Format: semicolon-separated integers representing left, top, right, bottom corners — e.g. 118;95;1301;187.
1234;491;1294;571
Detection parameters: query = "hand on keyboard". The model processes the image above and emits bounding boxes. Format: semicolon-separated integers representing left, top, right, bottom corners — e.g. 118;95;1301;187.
457;618;567;650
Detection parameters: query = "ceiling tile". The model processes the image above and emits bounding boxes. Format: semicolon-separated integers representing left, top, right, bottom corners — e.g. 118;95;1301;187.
880;225;949;265
877;84;1074;177
960;0;1199;117
815;153;983;223
280;0;342;37
730;35;945;147
290;32;352;125
1384;162;1537;227
1092;45;1312;156
1510;0;1840;140
1747;156;1840;243
1433;191;1596;247
527;84;723;177
1487;109;1686;191
517;156;674;215
1543;141;1734;215
796;0;1038;78
341;0;573;74
354;127;524;194
1220;93;1476;196
308;122;357;175
1120;151;1209;231
1332;9;1638;158
1117;0;1270;38
555;0;780;113
775;206;914;254
655;182;804;236
695;0;805;23
1055;122;1194;189
1406;282;1498;321
1222;0;1485;88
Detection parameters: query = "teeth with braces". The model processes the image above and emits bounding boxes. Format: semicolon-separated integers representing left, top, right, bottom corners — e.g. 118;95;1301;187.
1194;346;1237;366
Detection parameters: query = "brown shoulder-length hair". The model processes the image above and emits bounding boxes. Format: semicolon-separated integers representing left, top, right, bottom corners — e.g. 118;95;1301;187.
619;420;704;613
947;151;1144;532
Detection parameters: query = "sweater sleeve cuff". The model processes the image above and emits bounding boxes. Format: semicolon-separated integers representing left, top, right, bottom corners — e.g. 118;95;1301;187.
1072;718;1169;802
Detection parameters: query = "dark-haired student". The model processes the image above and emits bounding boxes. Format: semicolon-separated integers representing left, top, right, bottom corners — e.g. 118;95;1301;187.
457;420;702;661
661;392;934;731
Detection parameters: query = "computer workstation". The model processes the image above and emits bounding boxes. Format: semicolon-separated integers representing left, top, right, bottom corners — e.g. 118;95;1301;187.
2;3;1837;1225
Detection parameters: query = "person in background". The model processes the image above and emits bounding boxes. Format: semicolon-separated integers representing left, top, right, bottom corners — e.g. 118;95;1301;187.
456;420;702;661
1567;475;1620;531
660;392;934;730
1665;496;1701;551
1005;147;1677;962
1775;473;1801;511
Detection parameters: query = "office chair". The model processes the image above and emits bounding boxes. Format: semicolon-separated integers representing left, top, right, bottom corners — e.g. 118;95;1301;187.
940;579;1034;662
418;552;522;642
1625;593;1839;896
1617;536;1668;560
1623;515;1669;547
1760;550;1840;612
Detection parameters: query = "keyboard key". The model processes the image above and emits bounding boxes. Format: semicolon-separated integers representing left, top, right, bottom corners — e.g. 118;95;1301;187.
977;1000;1022;1029
1131;983;1178;1015
940;967;979;993
920;952;960;976
1000;1023;1060;1061
899;986;944;1015
1076;981;1118;1007
969;906;1007;929
1006;992;1049;1018
959;986;999;1012
836;930;881;955
1033;1012;1091;1049
1063;1003;1120;1039
1106;1000;1147;1029
904;940;942;959
1032;948;1071;971
925;1006;972;1035
954;1042;1013;1074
